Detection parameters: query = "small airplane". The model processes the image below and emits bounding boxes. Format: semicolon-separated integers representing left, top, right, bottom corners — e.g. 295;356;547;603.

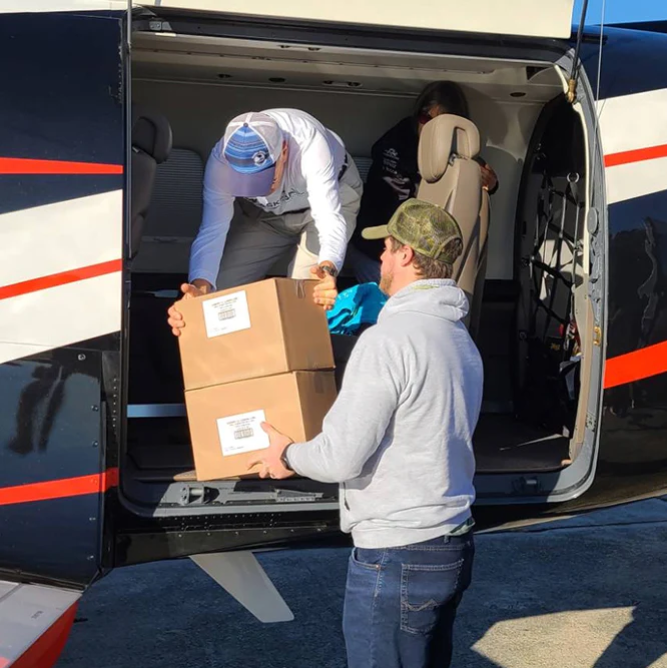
1;0;666;665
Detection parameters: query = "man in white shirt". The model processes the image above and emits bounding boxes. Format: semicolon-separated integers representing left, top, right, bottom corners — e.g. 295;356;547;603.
167;109;363;332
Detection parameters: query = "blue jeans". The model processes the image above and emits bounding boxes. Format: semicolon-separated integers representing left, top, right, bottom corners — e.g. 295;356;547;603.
342;533;474;668
346;244;381;284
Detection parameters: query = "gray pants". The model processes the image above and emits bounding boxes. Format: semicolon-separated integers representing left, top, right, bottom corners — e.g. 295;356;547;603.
216;157;363;289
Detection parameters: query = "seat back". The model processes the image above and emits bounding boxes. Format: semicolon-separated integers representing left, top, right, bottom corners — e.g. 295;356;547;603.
130;107;172;258
467;190;490;341
416;114;488;337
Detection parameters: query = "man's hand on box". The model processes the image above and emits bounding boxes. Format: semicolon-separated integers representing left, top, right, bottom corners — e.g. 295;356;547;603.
248;422;295;480
311;262;338;312
166;280;212;337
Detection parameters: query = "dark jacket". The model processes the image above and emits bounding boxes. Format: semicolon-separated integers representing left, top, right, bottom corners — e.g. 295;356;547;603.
352;116;497;260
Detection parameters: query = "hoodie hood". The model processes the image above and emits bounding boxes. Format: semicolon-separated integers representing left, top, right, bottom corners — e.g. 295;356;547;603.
379;279;469;323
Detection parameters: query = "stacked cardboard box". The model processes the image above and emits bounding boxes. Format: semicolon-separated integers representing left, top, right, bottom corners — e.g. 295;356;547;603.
177;278;337;481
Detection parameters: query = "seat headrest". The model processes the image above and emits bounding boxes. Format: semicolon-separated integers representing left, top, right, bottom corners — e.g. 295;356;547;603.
132;107;172;164
418;115;481;184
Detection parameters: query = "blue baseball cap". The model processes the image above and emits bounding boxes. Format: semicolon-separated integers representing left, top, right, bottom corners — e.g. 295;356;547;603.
219;112;284;198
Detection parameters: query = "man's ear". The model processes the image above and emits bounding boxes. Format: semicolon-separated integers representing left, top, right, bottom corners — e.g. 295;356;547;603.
399;245;415;268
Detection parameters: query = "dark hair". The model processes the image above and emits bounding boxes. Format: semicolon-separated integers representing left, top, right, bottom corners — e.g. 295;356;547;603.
389;237;454;280
413;81;470;121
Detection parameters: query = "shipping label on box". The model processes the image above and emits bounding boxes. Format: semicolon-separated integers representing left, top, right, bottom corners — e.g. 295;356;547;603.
178;278;335;391
185;370;337;480
216;409;270;457
202;290;251;338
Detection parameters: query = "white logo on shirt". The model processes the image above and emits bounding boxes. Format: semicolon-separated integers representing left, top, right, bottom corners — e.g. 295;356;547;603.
247;187;305;210
383;175;411;200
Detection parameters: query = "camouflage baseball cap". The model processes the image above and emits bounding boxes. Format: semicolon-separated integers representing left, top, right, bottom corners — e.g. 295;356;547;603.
362;199;463;265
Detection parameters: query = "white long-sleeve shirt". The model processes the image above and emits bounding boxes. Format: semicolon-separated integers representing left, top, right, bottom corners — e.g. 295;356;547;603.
189;108;349;287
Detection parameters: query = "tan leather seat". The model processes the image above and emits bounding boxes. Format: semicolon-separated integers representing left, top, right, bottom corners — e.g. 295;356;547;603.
417;114;490;340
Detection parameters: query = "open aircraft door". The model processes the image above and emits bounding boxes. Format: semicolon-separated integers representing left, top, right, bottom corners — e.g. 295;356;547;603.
134;0;577;40
0;3;128;664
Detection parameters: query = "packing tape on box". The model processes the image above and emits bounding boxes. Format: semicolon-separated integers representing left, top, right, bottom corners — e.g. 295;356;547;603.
294;280;306;299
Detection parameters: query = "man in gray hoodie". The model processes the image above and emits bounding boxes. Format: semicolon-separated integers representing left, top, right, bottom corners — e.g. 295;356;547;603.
253;198;484;668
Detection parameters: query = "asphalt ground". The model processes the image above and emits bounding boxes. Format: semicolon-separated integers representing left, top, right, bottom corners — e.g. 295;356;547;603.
58;498;667;668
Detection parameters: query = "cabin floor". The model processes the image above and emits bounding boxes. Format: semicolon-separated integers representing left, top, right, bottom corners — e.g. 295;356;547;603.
473;414;569;472
126;412;569;483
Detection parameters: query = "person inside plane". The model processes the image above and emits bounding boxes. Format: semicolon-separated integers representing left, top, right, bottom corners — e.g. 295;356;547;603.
347;80;498;283
167;108;363;336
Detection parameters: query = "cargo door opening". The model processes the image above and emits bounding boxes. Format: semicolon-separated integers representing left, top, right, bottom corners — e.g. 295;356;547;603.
119;20;603;518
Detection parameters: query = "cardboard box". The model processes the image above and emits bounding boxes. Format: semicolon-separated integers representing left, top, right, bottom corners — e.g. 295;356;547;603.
185;371;337;481
177;278;334;391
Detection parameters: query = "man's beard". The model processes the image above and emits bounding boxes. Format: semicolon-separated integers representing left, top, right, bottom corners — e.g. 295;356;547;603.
379;270;393;296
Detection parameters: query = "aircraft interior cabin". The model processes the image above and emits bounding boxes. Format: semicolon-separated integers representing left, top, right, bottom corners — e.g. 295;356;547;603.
122;27;594;510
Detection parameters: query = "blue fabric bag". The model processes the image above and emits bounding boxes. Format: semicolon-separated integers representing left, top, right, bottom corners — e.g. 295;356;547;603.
326;282;387;336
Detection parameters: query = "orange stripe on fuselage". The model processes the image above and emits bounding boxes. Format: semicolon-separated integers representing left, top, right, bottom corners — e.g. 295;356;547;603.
604;341;667;389
0;469;119;507
0;157;122;175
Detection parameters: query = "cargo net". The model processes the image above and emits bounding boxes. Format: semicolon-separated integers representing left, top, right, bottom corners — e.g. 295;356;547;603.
516;170;584;436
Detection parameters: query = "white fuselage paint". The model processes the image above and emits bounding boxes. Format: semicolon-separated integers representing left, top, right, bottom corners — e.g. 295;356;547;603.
0;191;123;365
597;88;667;205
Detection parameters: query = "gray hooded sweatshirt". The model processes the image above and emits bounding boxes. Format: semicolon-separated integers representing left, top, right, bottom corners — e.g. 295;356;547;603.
287;279;484;549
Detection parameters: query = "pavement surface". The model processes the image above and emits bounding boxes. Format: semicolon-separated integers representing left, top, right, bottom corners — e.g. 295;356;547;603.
57;499;667;668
